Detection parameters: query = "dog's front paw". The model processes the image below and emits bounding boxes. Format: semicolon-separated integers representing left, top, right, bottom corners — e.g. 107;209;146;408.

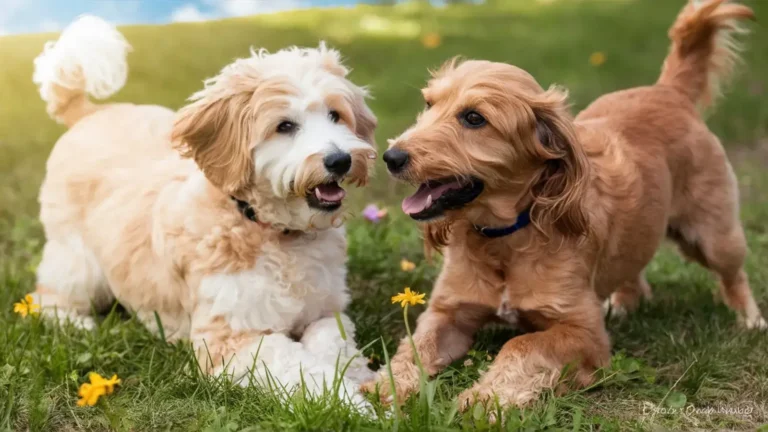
457;379;536;420
496;297;519;326
458;383;497;411
457;383;512;424
458;356;559;416
360;366;420;405
346;363;377;384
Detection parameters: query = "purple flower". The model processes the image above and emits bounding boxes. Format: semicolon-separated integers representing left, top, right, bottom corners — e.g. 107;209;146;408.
362;204;387;223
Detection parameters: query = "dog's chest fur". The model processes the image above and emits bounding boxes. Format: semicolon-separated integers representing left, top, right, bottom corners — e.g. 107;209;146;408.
198;227;350;334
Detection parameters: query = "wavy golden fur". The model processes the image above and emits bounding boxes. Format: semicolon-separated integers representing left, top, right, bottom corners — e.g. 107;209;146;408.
410;60;591;251
364;0;765;411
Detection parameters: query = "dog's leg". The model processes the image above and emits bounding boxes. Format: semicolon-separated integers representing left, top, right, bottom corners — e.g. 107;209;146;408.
361;302;489;404
604;272;653;318
671;221;765;329
30;236;113;329
192;315;370;409
717;268;765;329
458;299;610;411
361;253;498;404
300;314;375;384
669;144;766;329
497;290;520;325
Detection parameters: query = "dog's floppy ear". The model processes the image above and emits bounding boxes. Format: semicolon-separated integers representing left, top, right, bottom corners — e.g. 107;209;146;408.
316;42;378;146
172;91;254;194
349;85;378;146
528;87;590;237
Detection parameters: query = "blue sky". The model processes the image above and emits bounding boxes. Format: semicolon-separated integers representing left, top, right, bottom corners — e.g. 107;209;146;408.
0;0;390;35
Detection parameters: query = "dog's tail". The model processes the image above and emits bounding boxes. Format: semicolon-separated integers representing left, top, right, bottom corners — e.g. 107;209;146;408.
657;0;754;111
33;15;131;127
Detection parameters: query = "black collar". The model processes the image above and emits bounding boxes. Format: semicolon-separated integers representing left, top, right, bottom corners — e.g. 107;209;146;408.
231;196;295;236
232;196;258;223
473;207;532;238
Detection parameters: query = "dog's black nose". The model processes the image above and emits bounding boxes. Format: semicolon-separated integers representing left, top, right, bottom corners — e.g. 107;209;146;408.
323;152;352;175
383;148;409;173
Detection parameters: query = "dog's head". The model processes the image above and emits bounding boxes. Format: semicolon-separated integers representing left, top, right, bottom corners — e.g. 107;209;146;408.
384;59;589;243
172;43;377;230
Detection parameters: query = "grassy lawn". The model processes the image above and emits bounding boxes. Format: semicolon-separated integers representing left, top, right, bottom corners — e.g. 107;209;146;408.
2;0;768;430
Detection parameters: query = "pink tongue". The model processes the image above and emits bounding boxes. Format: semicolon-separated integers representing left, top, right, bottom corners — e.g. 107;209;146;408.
314;183;346;202
402;181;462;215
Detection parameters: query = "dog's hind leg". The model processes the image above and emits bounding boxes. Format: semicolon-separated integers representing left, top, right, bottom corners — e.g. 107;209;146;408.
30;235;113;329
668;140;766;329
670;221;765;329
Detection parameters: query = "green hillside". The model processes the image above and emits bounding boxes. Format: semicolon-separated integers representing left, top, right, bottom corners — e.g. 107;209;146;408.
1;1;767;430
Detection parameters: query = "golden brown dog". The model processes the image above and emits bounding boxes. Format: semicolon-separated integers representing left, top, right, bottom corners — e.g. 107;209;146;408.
364;0;764;409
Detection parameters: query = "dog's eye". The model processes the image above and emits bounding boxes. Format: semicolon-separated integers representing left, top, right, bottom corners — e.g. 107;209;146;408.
328;110;340;123
277;121;296;134
425;101;432;110
461;111;486;129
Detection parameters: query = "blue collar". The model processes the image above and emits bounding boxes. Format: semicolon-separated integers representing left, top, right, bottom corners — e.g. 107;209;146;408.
473;207;532;238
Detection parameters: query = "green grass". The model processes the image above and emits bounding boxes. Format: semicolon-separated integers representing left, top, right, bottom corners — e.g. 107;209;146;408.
1;0;768;430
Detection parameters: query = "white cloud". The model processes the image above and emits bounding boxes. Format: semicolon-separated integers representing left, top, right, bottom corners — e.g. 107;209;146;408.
169;0;310;25
215;0;306;17
0;0;28;32
171;4;207;23
221;0;293;16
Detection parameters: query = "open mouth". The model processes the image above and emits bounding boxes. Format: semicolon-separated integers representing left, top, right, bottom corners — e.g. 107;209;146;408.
306;181;346;212
402;177;484;221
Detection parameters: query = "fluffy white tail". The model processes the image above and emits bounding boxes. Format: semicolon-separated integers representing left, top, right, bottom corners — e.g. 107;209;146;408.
33;15;131;127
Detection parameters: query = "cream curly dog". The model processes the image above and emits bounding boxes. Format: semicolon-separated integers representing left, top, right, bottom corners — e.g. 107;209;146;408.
29;16;377;407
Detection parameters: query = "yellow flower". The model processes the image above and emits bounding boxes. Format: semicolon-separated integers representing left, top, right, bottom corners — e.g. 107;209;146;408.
13;295;40;318
589;51;606;66
421;32;441;49
77;382;106;407
400;259;416;272
391;287;426;307
77;372;121;407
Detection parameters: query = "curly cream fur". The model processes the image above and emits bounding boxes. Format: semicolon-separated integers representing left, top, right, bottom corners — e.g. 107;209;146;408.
29;18;376;409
